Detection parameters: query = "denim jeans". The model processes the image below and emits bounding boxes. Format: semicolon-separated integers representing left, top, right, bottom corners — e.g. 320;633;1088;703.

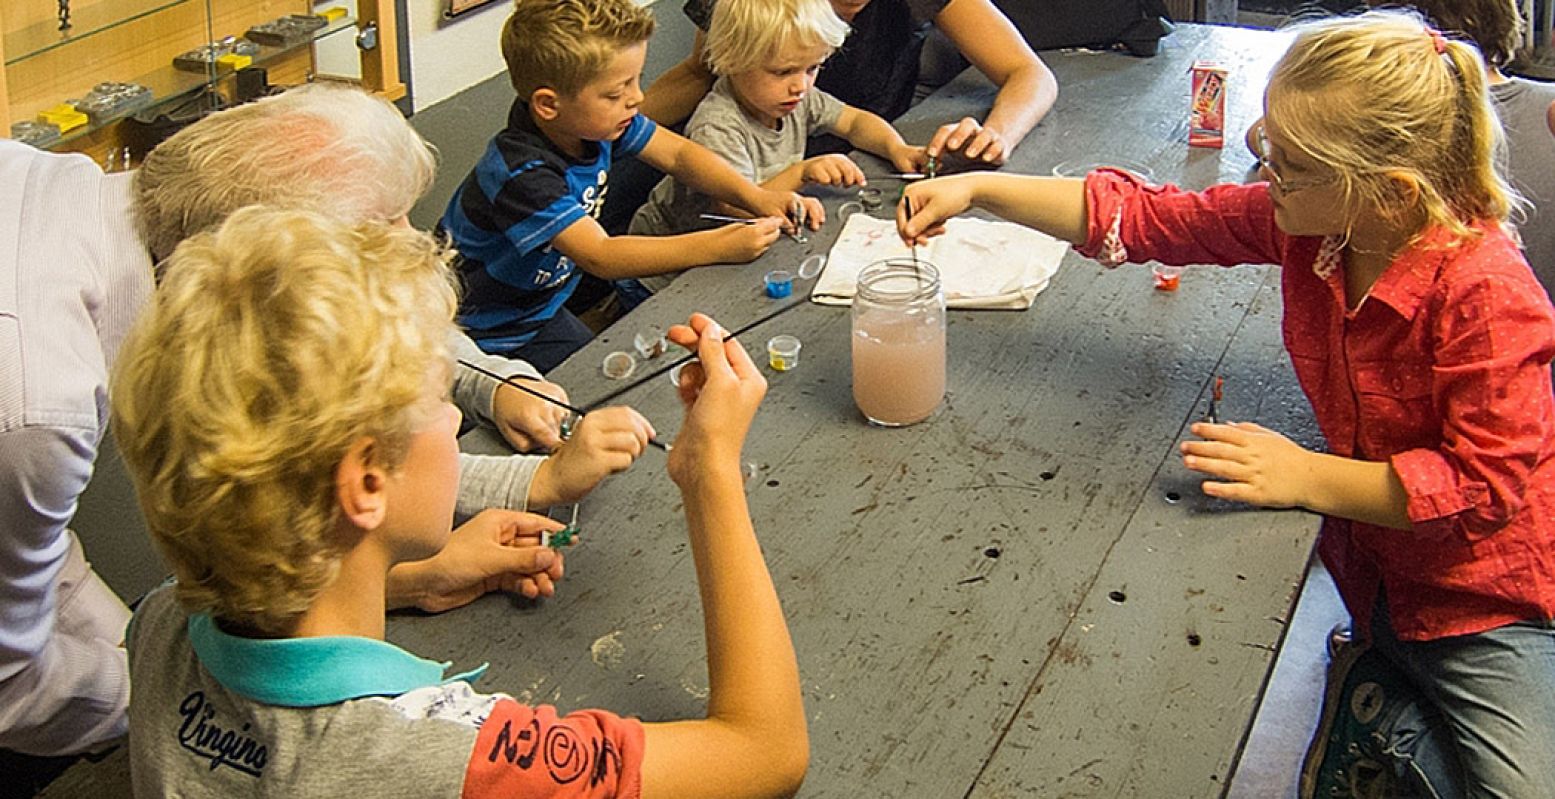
1369;593;1555;799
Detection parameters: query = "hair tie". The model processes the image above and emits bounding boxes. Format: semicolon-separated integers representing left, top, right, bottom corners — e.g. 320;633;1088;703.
1426;27;1447;55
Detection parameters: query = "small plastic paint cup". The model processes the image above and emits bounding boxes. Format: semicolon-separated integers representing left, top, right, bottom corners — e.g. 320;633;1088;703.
601;350;636;380
836;201;865;222
798;254;827;280
633;327;667;359
859;187;884;210
764;269;794;299
1152;263;1183;292
668;361;688;389
767;335;801;371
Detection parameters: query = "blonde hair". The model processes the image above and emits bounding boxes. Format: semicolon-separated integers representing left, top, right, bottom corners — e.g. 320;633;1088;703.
502;0;655;99
135;83;437;260
111;207;458;637
1267;11;1516;244
705;0;850;76
1399;0;1522;68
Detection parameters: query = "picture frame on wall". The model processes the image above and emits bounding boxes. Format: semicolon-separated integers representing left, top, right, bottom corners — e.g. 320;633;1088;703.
445;0;503;19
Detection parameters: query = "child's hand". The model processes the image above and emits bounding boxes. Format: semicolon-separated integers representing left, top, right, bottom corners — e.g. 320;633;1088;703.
390;509;566;613
663;313;766;486
1180;421;1314;509
927;117;1009;166
532;406;655;506
797;196;825;230
801;155;866;188
746;189;806;233
492;377;570;452
710;217;783;263
897;175;977;246
888;143;929;175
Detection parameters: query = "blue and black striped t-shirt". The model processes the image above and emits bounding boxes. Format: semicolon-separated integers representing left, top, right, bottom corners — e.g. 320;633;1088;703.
440;100;655;355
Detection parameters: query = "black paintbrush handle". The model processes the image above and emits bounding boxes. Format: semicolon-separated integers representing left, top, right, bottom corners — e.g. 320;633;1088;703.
456;359;669;452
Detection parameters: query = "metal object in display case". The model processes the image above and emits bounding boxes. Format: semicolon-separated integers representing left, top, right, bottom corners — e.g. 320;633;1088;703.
71;82;155;124
11;120;62;148
172;36;260;72
245;14;328;47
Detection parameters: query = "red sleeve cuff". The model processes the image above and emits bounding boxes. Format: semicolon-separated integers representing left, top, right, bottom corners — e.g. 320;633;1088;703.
1391;448;1499;538
464;700;645;799
1075;168;1142;266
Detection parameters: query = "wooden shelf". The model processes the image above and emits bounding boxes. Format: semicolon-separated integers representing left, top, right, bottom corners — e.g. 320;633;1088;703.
1;0;404;157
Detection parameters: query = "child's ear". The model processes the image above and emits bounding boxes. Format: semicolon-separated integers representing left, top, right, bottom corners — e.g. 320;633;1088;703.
1378;170;1424;223
336;437;388;531
531;88;561;121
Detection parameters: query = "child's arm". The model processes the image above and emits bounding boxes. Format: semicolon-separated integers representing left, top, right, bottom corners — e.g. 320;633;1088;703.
637;314;808;799
751;106;925;195
550;214;782;279
386;509;566;612
637;127;801;227
830;105;926;175
1181;422;1411;530
524;406;656;508
899;173;1088;246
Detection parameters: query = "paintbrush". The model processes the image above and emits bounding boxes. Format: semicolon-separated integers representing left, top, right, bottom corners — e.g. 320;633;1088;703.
456;359;671;452
904;195;924;279
699;213;763;224
583;297;810;410
701;210;807;243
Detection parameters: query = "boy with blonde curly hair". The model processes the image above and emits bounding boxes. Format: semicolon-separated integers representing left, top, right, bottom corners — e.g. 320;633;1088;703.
116;208;807;797
443;0;808;369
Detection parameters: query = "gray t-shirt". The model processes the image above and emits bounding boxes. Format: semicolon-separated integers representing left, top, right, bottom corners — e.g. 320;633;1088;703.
630;76;845;238
126;584;645;797
1492;77;1555;302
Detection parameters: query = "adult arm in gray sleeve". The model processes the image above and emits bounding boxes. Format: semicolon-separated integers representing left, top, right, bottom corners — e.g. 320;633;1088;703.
450;331;542;426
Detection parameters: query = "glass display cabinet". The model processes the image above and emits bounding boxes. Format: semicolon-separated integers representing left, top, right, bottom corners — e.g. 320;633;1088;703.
0;0;402;160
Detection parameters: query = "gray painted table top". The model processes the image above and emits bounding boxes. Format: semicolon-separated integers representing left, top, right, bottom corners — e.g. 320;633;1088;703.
48;23;1319;799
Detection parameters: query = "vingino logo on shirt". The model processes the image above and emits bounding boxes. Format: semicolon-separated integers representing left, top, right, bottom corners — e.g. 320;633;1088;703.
178;691;269;777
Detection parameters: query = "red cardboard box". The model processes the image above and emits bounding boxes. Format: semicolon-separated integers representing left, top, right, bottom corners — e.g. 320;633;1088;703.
1189;60;1227;149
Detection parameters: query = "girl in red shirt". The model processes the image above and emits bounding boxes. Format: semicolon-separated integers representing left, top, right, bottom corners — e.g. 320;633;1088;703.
899;11;1555;798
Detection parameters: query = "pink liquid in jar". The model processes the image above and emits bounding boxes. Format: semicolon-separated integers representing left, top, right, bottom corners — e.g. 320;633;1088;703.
852;312;946;426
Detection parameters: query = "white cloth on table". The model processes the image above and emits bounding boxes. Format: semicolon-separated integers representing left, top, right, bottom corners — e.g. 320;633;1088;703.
810;214;1068;309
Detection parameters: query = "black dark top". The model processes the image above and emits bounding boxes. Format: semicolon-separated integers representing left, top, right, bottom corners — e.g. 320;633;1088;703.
685;0;949;123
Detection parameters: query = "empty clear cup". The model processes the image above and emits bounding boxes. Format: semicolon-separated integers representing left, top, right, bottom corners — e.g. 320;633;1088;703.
1052;158;1156;183
767;335;802;371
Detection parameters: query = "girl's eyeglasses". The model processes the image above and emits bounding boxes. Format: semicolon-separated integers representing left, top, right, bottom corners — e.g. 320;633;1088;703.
1256;128;1336;195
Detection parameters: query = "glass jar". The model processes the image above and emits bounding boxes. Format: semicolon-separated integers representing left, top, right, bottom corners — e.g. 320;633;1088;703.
851;258;946;426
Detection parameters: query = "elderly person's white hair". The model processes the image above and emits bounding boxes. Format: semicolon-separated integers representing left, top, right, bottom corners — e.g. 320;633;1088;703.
135;83;436;259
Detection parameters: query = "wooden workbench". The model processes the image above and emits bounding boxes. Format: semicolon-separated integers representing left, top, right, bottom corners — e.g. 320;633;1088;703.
45;23;1317;799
